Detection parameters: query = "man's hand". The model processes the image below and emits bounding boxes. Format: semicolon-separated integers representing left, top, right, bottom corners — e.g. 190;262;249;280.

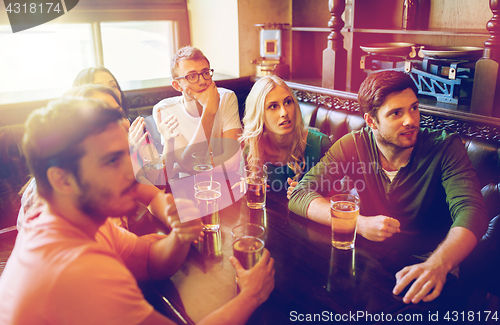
128;117;148;153
286;177;298;200
392;260;448;304
229;248;275;306
185;82;220;113
392;227;477;304
357;215;400;241
164;194;204;245
156;110;180;141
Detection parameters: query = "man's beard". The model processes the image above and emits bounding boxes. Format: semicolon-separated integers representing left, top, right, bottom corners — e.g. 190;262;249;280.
377;127;418;152
75;178;139;225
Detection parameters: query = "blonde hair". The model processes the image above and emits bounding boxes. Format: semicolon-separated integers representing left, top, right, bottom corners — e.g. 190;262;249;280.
239;75;307;176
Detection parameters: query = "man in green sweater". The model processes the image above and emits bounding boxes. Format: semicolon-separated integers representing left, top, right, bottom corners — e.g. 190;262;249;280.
289;70;488;305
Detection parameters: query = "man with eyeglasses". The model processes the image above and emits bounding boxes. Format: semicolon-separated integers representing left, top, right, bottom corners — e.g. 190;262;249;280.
153;46;242;175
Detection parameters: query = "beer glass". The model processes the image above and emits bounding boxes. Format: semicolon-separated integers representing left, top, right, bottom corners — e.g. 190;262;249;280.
231;223;265;270
142;156;166;186
247;207;267;229
198;228;222;258
194;181;221;231
244;164;267;209
192;151;213;184
330;194;360;250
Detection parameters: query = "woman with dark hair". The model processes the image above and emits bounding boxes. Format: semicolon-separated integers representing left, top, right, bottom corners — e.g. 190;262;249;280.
72;67;179;178
72;66;129;117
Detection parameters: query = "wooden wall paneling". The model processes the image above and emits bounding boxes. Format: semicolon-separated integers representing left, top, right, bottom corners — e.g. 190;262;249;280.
352;0;402;29
292;0;331;28
292;31;329;80
428;0;491;30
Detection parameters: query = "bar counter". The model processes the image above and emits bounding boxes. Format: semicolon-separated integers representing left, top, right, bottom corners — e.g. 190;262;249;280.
138;191;499;325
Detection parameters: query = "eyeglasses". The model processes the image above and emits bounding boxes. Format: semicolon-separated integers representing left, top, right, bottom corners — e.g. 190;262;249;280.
174;69;214;84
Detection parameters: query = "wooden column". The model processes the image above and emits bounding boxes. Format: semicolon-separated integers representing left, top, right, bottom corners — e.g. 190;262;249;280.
322;0;347;90
470;0;500;117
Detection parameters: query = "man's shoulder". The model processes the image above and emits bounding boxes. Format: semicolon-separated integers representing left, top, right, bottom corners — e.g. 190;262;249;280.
338;127;371;144
218;87;237;104
418;127;462;148
217;87;235;96
153;95;183;111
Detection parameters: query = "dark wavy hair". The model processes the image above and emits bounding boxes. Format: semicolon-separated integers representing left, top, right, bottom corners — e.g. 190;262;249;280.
73;67;129;117
358;70;418;121
64;84;125;118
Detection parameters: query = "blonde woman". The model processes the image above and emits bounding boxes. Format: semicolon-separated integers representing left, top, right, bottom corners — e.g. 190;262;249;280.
240;76;332;198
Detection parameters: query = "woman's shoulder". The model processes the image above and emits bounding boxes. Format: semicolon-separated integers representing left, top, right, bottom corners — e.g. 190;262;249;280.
306;127;329;141
306;127;332;148
303;127;332;161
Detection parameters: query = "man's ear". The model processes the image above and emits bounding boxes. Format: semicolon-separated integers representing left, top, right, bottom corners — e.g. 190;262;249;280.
171;79;183;92
364;113;378;130
47;166;78;195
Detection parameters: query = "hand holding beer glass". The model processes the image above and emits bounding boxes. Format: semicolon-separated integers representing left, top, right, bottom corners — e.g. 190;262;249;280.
231;224;266;270
244;164;267;209
194;181;221;231
330;194;360;250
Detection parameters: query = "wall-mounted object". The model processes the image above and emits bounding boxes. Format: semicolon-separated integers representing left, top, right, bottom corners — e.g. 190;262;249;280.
252;23;290;78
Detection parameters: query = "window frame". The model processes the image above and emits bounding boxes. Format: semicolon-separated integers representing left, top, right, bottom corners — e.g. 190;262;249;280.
0;0;190;121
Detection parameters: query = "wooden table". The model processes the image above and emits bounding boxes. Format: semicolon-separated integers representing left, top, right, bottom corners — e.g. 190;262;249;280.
140;191;500;325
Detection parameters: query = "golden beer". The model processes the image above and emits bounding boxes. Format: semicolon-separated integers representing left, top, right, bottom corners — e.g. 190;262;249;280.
232;236;264;270
330;200;359;250
246;177;266;209
193;164;213;184
198;229;222;258
143;159;165;185
195;189;221;231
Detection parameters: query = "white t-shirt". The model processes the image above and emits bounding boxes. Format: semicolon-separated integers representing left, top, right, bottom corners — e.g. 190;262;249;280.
152;87;242;156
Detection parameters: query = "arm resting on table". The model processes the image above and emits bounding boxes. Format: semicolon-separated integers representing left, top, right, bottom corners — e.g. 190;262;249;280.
393;226;477;304
126;196;203;281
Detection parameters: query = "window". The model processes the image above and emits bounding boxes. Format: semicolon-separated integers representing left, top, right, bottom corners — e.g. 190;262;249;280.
100;21;175;90
1;20;178;105
0;24;94;104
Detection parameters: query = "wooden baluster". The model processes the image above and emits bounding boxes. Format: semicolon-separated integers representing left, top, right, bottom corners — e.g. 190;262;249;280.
470;0;500;117
322;0;347;90
485;0;500;62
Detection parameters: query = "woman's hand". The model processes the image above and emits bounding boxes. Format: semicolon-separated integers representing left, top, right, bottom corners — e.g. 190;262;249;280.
156;110;180;141
128;117;148;153
286;177;298;200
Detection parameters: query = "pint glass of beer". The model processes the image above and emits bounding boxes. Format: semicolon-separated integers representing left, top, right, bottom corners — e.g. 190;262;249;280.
142;155;166;185
198;228;222;258
330;194;360;250
192;151;213;184
194;181;221;231
231;223;265;270
244;164;267;209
